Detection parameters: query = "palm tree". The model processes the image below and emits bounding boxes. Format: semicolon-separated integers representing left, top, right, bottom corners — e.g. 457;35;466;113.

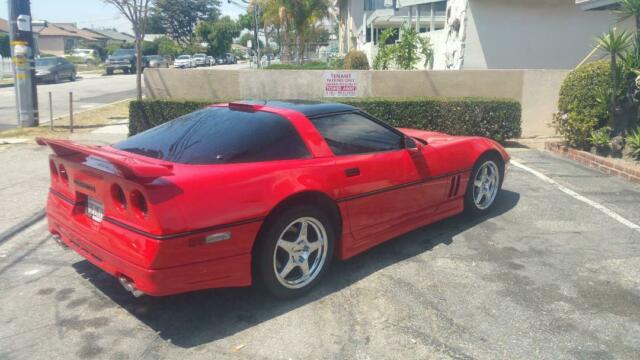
289;0;331;64
597;28;632;132
617;0;640;32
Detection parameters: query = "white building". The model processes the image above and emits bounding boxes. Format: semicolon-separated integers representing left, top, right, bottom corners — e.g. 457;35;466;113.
339;0;633;70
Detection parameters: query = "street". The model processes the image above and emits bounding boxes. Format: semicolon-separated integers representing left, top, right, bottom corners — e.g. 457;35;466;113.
0;145;639;359
0;73;136;131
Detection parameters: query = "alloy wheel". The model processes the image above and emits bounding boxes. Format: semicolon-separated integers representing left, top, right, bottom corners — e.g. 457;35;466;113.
472;161;500;210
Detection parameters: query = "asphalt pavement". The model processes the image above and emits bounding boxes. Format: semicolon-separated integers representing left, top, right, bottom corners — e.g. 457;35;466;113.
0;73;136;131
1;146;639;359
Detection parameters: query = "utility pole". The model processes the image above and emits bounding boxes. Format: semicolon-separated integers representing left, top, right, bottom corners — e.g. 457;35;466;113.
8;0;39;127
253;3;261;68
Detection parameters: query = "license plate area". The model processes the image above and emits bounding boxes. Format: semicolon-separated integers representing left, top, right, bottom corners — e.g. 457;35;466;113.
86;197;104;223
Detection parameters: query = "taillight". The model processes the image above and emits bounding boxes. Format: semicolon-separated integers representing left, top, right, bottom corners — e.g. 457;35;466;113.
49;160;59;180
130;190;148;217
58;164;69;185
111;184;126;210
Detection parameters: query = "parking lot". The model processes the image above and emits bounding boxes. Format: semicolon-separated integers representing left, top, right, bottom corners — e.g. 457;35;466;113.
1;146;639;359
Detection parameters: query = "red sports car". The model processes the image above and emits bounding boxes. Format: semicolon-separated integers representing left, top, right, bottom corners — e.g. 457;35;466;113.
38;101;509;298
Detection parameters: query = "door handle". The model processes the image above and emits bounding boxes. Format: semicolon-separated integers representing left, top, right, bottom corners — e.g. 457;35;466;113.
345;168;360;177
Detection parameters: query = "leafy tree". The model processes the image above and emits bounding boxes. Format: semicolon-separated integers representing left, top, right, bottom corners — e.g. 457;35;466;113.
154;36;181;58
145;12;166;34
155;0;221;46
103;0;151;101
597;28;631;133
373;28;396;70
289;0;330;64
395;25;419;70
418;36;434;69
237;32;264;49
0;33;11;57
197;16;241;56
141;40;159;55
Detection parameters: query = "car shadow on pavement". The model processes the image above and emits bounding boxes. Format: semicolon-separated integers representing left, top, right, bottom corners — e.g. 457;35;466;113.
72;190;520;348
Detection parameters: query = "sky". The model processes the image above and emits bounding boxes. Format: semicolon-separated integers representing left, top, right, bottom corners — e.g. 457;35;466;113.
0;0;244;33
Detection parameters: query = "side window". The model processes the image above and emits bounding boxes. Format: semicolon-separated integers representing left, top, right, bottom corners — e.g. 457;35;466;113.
309;112;403;156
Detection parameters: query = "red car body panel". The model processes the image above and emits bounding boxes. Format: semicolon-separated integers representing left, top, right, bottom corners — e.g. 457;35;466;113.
40;102;509;296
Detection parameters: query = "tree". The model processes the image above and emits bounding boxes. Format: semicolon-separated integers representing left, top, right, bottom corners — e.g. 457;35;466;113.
418;36;434;70
103;0;151;101
288;0;330;64
237;32;264;49
145;12;166;34
395;25;420;70
373;28;396;70
197;16;241;56
597;28;632;134
154;36;181;58
155;0;221;46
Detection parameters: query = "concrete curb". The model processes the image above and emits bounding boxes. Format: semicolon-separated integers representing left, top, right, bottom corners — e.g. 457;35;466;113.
0;210;45;246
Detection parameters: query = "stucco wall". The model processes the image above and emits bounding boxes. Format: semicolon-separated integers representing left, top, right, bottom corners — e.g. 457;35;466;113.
464;0;632;69
144;68;570;138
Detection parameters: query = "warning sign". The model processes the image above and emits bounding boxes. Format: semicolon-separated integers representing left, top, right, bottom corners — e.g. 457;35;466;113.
324;72;357;97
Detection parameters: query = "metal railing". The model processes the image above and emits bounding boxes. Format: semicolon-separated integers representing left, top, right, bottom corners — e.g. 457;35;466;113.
0;56;13;80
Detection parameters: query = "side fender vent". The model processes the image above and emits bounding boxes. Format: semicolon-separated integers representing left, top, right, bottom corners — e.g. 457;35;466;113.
447;175;461;198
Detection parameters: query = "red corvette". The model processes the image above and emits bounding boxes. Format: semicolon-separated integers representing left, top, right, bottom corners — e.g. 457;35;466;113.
39;101;509;298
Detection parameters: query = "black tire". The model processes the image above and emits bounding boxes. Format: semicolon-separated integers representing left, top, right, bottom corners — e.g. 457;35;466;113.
254;205;335;298
106;68;113;75
464;153;504;216
52;73;60;84
70;71;77;81
123;68;130;74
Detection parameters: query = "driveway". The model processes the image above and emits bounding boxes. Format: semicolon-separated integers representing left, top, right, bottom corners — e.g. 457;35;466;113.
1;147;639;359
0;73;136;131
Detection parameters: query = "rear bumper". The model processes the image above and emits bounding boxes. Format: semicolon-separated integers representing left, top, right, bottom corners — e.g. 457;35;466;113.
47;192;256;296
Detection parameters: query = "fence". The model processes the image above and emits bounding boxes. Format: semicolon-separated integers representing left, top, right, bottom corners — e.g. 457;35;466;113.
0;56;12;80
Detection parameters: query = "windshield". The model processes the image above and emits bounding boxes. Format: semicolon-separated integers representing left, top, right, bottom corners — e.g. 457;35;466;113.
112;49;135;56
194;54;206;58
177;55;190;60
113;107;310;165
36;58;58;67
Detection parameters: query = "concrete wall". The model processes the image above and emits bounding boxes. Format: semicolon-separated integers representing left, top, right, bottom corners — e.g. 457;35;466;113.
144;68;570;138
464;0;632;69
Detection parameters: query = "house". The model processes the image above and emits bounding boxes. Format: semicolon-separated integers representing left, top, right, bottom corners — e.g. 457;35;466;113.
0;18;9;34
34;22;106;56
338;0;447;56
340;0;633;70
84;28;135;45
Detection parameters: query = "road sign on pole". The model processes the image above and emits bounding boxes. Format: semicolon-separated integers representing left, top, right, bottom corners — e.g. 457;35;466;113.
8;0;39;127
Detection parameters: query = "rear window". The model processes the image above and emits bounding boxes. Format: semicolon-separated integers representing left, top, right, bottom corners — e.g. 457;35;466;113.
113;107;311;165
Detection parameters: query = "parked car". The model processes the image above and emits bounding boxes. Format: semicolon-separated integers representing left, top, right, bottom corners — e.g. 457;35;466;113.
35;57;77;83
224;53;237;64
144;55;169;68
216;56;226;65
174;55;195;69
207;56;215;66
67;48;98;65
193;53;207;67
105;48;137;75
38;101;509;298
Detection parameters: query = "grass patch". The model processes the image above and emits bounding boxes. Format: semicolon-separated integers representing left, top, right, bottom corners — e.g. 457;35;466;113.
0;100;130;142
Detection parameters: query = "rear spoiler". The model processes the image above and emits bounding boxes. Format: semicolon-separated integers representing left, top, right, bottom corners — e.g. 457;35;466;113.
37;138;173;179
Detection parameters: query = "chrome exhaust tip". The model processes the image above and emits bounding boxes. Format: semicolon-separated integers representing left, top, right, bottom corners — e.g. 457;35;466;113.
118;276;144;298
52;234;68;249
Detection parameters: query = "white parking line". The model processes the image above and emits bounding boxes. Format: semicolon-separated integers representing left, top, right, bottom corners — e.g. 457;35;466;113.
511;159;640;232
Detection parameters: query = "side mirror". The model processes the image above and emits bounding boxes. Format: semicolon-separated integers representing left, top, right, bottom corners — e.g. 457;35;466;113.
404;137;421;151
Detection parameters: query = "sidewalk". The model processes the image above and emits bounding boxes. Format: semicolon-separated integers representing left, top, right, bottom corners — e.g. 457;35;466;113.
0;121;128;239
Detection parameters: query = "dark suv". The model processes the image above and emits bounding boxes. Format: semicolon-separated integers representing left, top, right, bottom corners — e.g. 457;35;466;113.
105;49;137;75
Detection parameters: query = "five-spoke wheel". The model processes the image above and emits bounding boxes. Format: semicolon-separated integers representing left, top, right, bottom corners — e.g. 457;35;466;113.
465;154;503;215
255;206;335;298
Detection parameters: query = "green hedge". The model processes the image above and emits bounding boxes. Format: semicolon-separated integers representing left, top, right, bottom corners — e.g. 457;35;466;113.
129;98;521;140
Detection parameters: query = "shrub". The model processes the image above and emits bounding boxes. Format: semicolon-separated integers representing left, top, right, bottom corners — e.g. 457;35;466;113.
0;33;9;57
627;127;640;160
129;98;521;140
344;50;369;70
555;61;614;148
590;126;612;147
265;61;333;70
